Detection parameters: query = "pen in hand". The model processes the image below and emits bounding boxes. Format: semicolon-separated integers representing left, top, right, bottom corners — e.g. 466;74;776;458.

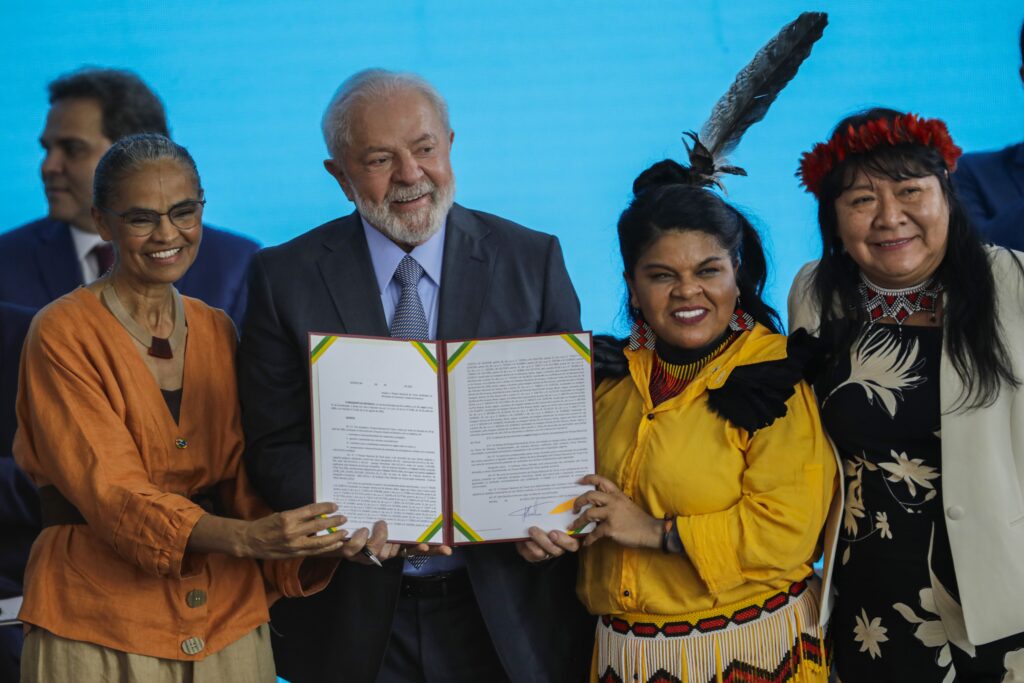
361;546;383;567
321;513;383;567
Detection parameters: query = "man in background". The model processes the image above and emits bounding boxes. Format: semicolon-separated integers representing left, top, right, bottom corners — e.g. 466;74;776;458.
953;20;1024;249
239;68;593;682
0;67;259;325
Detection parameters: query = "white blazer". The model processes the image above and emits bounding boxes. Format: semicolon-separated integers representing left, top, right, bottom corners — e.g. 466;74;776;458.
788;247;1024;646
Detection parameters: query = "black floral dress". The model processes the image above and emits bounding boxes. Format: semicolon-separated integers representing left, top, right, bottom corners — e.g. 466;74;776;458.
816;322;1024;682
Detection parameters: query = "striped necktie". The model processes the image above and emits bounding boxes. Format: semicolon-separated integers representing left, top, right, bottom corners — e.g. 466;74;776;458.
390;255;429;340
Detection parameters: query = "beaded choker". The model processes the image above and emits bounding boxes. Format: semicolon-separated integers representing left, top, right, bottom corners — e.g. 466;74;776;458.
102;285;185;359
649;331;739;406
858;274;942;325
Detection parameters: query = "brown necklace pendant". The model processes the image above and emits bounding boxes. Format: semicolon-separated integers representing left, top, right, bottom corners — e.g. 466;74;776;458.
101;285;185;361
148;336;174;359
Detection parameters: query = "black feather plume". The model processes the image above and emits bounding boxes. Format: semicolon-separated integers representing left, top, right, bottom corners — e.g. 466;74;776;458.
693;11;828;179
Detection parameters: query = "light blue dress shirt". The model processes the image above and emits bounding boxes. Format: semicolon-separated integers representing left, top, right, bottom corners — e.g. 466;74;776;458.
361;217;445;340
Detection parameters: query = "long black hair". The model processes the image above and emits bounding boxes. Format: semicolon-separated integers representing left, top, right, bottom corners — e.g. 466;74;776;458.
810;107;1018;409
596;159;781;379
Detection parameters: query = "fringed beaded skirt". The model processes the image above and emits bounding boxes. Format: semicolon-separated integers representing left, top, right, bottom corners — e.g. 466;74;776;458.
592;578;827;683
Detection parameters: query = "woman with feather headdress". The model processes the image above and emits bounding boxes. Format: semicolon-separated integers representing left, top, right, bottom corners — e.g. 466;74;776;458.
789;108;1024;681
514;14;839;681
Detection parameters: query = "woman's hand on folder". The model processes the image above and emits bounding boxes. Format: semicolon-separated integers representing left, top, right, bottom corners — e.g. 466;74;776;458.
190;502;349;559
568;474;662;550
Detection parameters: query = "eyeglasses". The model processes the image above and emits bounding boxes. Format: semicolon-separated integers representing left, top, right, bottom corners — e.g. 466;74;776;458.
99;199;206;237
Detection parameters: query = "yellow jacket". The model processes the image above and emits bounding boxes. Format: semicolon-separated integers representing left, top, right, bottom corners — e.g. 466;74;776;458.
578;326;836;617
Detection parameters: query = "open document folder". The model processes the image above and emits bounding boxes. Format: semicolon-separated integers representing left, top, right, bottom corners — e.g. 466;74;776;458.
309;331;596;545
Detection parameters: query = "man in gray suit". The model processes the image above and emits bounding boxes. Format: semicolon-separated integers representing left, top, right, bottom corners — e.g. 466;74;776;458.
238;69;593;683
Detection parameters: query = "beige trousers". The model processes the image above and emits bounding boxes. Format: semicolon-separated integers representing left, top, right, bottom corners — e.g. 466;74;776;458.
20;623;276;683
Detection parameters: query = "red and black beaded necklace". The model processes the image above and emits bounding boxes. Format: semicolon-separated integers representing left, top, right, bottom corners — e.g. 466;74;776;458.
858;274;942;325
649;330;740;407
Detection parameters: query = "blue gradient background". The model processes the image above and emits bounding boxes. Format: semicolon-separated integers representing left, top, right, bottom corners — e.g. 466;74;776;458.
1;1;1021;336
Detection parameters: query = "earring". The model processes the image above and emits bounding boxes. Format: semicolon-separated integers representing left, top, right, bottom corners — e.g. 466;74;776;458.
628;307;657;350
728;298;755;332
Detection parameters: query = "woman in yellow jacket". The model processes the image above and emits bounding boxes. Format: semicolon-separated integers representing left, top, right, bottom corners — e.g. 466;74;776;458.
519;159;837;682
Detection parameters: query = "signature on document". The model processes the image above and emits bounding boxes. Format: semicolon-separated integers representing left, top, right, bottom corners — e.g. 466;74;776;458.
508;500;548;520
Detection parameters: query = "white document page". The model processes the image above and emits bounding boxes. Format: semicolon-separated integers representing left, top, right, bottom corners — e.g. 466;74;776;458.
310;335;445;544
445;334;595;543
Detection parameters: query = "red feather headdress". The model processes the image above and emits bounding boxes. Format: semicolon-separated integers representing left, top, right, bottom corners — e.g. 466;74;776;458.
796;113;962;197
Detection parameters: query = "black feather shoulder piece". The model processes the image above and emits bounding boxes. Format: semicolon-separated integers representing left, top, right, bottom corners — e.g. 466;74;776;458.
685;11;828;188
593;335;630;383
705;329;826;434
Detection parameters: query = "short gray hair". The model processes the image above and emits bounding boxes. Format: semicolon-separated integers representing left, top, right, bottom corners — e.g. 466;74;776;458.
321;68;451;160
93;133;201;208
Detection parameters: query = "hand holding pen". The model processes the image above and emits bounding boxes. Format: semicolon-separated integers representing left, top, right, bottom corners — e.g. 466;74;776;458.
361;538;455;566
320;518;454;565
321;517;390;565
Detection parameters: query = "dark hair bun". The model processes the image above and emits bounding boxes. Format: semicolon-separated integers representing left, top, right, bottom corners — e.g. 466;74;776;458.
632;159;706;197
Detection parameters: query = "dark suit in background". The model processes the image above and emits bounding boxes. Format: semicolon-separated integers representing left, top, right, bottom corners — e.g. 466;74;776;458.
0;217;259;326
0;301;37;681
953;143;1024;250
238;205;594;683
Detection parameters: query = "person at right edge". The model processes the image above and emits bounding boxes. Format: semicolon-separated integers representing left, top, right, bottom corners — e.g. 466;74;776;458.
952;18;1024;250
790;108;1024;680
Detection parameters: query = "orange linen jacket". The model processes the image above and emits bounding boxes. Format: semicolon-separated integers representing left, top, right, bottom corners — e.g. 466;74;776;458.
14;288;334;660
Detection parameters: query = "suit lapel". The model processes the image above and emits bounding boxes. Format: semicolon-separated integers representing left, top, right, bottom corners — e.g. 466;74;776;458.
437;204;493;340
35;220;83;299
317;213;389;336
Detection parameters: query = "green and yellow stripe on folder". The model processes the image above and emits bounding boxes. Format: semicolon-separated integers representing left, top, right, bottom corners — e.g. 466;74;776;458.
561;333;591;363
411;341;438;373
417;515;443;543
310;335;338;364
452;511;483;543
446;341;477;372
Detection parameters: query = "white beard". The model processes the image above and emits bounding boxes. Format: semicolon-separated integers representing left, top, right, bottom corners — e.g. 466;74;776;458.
354;178;455;246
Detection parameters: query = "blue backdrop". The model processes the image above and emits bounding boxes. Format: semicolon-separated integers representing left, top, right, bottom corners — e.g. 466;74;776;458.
1;1;1021;333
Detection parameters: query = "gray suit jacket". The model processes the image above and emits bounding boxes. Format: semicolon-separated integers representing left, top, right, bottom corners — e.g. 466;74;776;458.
238;204;593;683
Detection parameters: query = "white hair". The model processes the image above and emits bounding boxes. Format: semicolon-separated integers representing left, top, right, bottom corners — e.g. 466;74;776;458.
321;68;451;160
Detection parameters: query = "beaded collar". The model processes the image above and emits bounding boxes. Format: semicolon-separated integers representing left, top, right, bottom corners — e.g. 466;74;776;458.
858;274;942;325
650;330;740;406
